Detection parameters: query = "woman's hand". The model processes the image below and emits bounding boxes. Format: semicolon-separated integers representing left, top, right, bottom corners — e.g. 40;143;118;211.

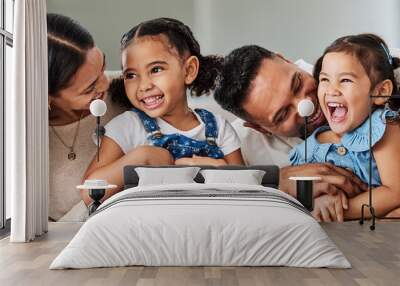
175;155;227;166
312;191;348;222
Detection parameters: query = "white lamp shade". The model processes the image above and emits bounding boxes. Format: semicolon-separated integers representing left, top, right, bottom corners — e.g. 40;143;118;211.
297;99;315;117
76;179;117;189
90;99;107;117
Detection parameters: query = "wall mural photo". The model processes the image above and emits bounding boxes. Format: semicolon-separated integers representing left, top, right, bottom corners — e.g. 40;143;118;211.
45;0;400;226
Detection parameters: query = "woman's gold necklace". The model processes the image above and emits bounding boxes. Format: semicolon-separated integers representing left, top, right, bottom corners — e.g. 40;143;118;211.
50;112;83;160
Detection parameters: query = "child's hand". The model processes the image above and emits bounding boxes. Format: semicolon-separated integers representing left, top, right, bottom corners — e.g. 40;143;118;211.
175;155;227;166
312;191;348;223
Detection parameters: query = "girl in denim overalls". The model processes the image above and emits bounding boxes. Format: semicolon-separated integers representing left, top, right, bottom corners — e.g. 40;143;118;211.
290;34;400;222
82;18;244;200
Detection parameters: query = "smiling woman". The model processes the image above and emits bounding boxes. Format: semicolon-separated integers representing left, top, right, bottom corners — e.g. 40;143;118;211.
47;13;125;221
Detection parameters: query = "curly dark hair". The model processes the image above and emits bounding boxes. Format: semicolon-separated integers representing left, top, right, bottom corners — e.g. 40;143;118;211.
213;45;276;120
313;33;400;109
110;17;223;108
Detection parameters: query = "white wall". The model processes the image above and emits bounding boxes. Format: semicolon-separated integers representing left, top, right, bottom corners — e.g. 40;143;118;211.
47;0;400;69
193;0;400;63
47;0;195;70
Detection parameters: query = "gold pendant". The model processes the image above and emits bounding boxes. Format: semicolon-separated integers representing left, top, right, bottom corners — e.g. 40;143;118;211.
68;149;76;160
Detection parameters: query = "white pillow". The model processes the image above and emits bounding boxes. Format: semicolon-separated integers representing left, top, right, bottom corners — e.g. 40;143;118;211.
135;167;200;186
200;169;266;185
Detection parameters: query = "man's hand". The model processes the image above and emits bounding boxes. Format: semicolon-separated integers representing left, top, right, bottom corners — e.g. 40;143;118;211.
280;163;367;198
312;192;348;222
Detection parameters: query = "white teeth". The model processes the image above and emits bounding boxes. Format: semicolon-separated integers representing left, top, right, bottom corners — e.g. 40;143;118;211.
327;102;345;107
309;107;321;122
142;95;161;103
142;95;163;104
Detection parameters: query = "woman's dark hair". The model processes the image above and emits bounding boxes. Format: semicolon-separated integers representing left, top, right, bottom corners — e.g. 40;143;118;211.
47;13;94;95
313;33;400;109
111;17;223;108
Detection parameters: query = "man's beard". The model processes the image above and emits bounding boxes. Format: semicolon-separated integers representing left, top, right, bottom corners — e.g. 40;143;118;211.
297;123;307;140
297;117;327;139
297;121;317;140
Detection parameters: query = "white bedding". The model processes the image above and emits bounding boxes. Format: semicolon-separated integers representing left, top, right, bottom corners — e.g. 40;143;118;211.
50;183;351;269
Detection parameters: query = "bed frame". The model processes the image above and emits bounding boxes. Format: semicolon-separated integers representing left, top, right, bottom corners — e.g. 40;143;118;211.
123;165;280;189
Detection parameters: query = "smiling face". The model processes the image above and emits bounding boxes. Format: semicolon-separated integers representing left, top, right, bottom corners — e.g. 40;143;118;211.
121;35;190;119
242;57;325;137
318;52;372;136
50;47;108;112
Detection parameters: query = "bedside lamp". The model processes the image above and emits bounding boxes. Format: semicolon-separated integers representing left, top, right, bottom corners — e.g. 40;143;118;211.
89;99;107;162
297;99;315;161
77;179;117;215
289;99;321;211
359;94;400;230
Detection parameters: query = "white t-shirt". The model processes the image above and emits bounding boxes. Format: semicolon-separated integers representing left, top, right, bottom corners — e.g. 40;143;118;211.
232;119;302;167
231;59;312;167
105;109;241;156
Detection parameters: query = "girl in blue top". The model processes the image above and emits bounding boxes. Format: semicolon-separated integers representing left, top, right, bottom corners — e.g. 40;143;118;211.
81;18;244;205
290;34;400;222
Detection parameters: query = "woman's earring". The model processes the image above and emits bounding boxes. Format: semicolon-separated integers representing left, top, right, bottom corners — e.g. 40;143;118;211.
48;103;52;111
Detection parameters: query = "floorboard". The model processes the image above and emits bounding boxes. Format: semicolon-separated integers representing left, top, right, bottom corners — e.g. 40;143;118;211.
0;221;399;286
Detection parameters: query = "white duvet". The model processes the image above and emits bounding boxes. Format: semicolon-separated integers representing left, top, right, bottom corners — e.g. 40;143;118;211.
50;183;351;269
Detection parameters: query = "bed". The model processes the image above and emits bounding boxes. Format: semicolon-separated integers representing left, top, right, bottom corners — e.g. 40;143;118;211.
50;165;350;269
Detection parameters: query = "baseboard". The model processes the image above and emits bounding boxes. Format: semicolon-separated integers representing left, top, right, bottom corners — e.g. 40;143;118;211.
0;218;11;239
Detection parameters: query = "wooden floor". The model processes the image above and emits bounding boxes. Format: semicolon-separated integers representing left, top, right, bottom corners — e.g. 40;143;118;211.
0;221;399;286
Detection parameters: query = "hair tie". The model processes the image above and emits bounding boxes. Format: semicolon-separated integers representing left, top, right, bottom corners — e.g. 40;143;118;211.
214;74;223;90
380;43;393;66
393;66;400;89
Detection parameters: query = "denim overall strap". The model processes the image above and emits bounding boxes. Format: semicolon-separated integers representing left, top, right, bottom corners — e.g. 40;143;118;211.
130;108;162;139
193;108;218;144
131;108;224;159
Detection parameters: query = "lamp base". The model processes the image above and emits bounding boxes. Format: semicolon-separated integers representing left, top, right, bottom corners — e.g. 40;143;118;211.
88;188;106;215
289;177;320;212
359;204;376;231
296;180;314;211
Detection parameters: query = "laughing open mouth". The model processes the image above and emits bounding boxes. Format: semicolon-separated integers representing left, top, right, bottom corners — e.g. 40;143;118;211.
327;102;348;122
141;95;164;110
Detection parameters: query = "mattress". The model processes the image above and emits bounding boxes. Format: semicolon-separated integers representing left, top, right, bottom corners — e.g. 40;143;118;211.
50;183;350;269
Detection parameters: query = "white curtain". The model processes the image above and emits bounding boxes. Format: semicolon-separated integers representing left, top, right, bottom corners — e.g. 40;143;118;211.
8;0;48;242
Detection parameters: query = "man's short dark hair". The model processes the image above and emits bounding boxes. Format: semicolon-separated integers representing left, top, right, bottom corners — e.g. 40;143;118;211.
214;45;275;120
